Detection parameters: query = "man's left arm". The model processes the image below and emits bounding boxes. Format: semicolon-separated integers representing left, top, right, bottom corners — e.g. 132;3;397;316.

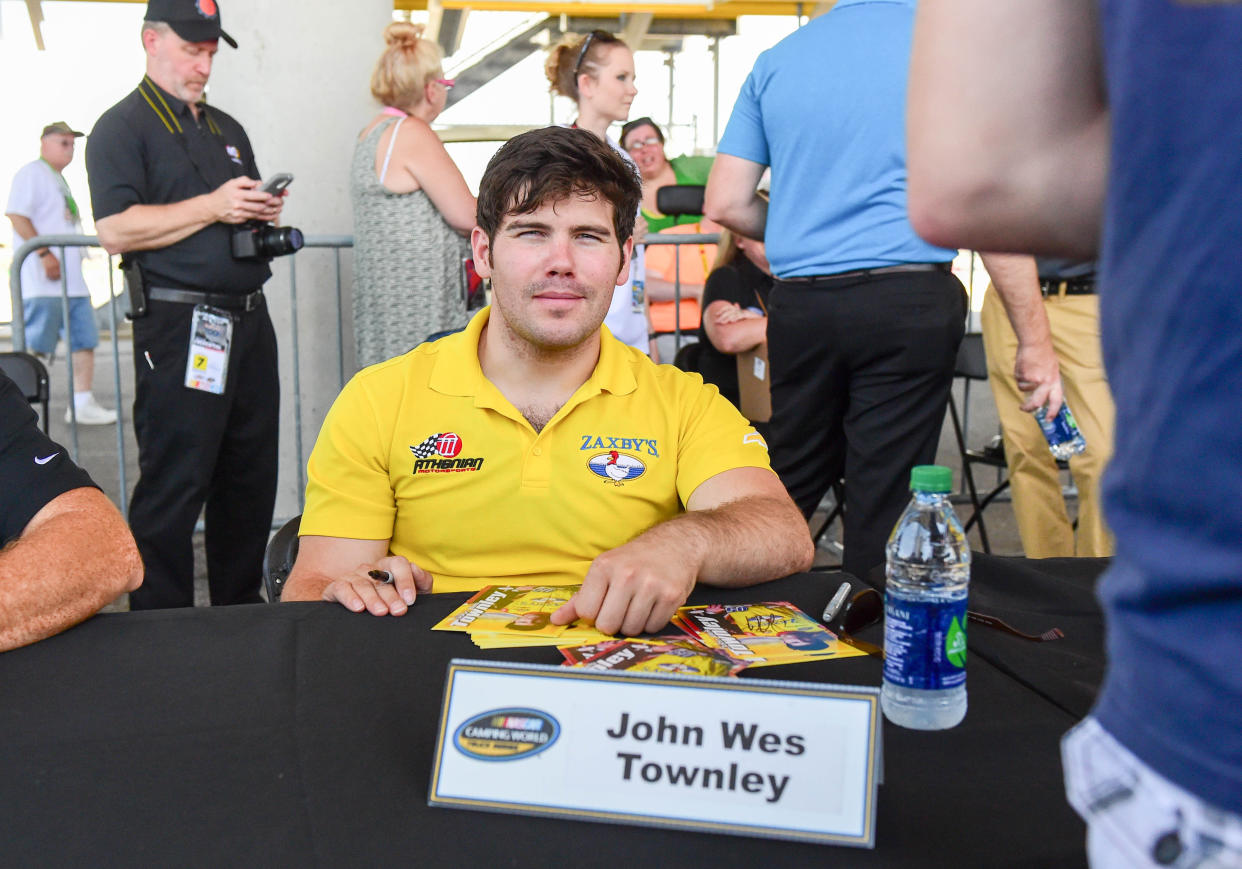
0;488;143;652
552;467;814;637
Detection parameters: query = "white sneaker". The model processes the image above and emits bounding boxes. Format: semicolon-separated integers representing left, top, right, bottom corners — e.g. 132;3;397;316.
66;396;118;425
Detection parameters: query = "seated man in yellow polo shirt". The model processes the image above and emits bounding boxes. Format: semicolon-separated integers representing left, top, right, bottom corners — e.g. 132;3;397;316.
282;126;814;637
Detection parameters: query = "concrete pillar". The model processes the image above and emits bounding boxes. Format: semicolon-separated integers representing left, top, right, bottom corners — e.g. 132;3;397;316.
208;0;391;521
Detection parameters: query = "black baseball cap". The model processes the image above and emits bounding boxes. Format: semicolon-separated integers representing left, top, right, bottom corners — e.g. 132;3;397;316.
145;0;237;49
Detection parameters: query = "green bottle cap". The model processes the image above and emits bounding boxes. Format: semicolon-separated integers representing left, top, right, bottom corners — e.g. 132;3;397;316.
910;464;952;493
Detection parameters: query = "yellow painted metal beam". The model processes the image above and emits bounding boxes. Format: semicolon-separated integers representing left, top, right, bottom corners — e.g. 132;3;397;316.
54;0;802;21
396;0;804;17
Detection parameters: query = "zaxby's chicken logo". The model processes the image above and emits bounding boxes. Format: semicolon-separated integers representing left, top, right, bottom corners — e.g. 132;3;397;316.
587;450;646;485
454;708;560;760
409;433;485;474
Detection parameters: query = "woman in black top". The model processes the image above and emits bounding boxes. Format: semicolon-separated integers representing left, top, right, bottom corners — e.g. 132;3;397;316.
697;229;773;410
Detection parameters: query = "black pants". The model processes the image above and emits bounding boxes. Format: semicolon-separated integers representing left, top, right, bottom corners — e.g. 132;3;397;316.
766;269;966;580
127;297;279;609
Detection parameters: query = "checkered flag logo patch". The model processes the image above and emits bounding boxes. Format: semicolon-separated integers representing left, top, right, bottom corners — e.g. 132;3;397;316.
410;434;442;459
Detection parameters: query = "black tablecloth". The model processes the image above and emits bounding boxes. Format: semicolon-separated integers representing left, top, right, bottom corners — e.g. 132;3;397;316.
0;556;1106;868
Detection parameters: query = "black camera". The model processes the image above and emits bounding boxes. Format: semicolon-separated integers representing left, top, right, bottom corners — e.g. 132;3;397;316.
231;221;304;261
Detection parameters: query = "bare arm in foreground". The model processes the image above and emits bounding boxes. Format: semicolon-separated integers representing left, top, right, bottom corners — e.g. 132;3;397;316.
0;488;143;652
906;0;1108;257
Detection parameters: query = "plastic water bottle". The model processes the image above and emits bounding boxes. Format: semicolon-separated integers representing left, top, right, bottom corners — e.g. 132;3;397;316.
1033;402;1087;461
881;465;971;730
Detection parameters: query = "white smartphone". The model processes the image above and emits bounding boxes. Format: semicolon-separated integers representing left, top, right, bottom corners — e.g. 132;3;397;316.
259;173;293;195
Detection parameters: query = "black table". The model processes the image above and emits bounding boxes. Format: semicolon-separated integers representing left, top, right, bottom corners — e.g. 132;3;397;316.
0;555;1107;868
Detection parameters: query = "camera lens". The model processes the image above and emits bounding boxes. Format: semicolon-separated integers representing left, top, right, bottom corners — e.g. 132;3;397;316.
257;225;304;258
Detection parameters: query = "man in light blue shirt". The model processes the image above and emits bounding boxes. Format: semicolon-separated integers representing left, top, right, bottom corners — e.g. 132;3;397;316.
705;0;966;578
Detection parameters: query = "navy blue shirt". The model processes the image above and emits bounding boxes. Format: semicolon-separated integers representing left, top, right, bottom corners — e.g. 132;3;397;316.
86;77;271;294
1094;0;1242;814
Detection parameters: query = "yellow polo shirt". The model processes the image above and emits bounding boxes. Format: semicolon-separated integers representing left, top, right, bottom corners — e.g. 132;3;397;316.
301;307;773;592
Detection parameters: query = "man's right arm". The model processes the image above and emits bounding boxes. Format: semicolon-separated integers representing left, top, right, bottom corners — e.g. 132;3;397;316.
282;535;433;616
94;177;281;255
0;488;143;652
5;213;61;280
978;252;1063;415
703;154;768;241
906;0;1108;256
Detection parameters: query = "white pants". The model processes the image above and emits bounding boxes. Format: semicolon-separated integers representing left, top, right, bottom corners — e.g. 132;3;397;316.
1063;718;1242;868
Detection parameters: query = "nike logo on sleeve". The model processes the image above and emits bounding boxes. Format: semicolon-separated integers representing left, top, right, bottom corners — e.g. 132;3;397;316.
34;453;60;465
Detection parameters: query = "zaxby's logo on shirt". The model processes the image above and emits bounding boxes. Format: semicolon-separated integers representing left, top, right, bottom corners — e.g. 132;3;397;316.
409;433;484;474
587;450;646;485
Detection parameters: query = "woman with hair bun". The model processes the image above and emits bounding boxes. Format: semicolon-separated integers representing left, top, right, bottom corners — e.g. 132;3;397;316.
351;22;476;369
544;30;654;358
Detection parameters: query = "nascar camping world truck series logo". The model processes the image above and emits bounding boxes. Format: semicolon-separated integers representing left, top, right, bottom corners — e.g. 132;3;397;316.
409;433;485;474
454;708;560;760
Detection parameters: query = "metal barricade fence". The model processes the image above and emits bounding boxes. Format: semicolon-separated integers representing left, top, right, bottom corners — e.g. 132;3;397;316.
7;234;355;521
7;233;717;520
642;231;719;354
8;234;128;509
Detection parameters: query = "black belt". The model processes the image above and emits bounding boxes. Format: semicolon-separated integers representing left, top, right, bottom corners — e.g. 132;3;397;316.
781;262;953;284
148;287;265;312
1039;279;1095;297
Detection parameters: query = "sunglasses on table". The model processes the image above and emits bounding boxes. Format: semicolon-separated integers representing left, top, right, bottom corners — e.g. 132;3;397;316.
821;579;1065;645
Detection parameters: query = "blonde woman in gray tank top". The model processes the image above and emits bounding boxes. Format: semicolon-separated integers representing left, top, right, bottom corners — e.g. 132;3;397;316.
351;22;476;369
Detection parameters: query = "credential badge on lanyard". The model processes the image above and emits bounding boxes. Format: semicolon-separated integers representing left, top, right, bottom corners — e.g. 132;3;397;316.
185;305;233;395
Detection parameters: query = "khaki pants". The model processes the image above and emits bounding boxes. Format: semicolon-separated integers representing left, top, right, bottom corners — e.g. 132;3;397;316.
980;287;1115;557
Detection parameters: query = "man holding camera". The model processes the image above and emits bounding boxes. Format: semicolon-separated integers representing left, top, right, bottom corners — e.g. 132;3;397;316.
86;0;289;609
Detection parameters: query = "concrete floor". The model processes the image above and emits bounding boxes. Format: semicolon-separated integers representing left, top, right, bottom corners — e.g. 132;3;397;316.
7;328;1065;609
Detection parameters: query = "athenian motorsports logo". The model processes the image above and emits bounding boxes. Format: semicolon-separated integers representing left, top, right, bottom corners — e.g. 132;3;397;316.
454;708;560;760
587;450;645;485
409;432;485;474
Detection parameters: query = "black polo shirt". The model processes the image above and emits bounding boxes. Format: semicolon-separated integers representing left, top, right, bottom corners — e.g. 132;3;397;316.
86;77;272;294
0;372;96;547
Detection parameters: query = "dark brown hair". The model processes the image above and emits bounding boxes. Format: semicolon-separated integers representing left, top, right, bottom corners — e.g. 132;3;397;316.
620;117;664;149
477;126;641;247
544;30;629;101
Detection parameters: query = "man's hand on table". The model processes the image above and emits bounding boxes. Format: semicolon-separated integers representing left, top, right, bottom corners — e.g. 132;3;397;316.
550;538;697;637
320;556;434;616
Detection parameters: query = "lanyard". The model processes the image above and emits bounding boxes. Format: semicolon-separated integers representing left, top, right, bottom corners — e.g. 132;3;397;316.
39;158;79;224
137;76;241;190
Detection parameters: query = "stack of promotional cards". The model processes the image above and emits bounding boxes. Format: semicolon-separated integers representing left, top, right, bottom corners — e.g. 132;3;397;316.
432;585;612;649
558;635;746;677
670;601;867;669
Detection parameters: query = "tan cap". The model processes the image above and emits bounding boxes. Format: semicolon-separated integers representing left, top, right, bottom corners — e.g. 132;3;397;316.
41;122;85;138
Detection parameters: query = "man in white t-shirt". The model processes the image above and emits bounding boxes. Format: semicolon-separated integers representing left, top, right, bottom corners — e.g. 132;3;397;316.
5;122;116;425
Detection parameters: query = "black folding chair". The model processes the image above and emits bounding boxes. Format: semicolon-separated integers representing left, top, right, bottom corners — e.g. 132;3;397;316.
672;341;702;373
655;184;705;218
0;352;52;434
262;514;301;602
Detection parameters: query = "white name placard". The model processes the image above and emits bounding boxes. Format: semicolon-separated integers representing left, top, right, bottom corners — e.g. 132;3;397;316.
429;659;881;847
